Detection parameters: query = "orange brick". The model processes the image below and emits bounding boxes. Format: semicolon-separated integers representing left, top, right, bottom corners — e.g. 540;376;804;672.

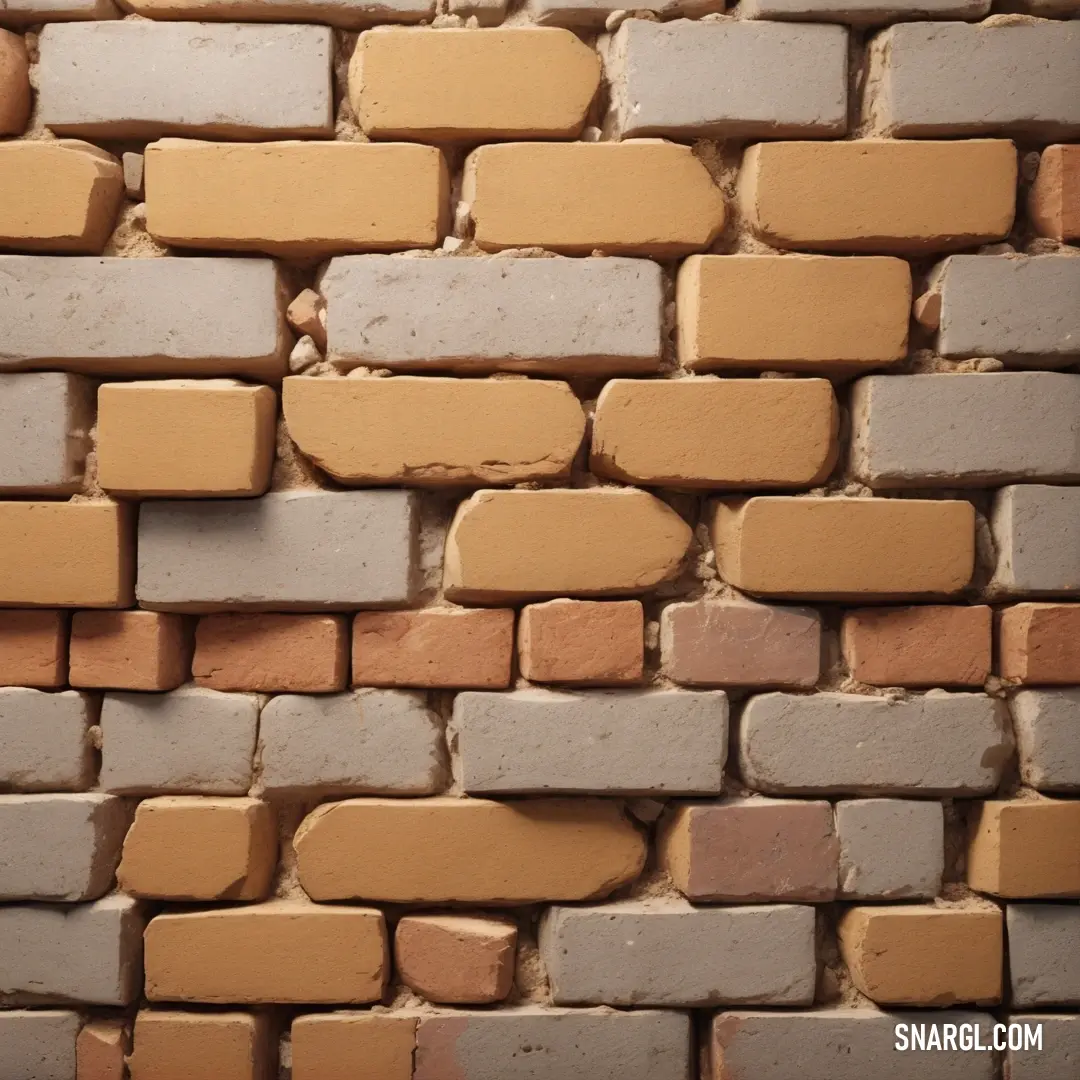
396;914;516;1003
70;611;189;691
77;1019;128;1080
193;614;348;693
0;610;67;688
128;1011;273;1080
999;604;1080;685
291;1014;416;1080
0;30;30;136
1028;144;1080;241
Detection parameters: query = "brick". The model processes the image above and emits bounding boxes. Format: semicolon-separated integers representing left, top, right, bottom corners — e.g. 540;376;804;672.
0;29;30;134
292;1014;415;1080
518;599;642;685
117;796;276;901
445;489;692;603
352;609;513;689
286;288;326;349
989;485;1080;596
0;501;134;608
396;914;516;1004
129;1011;272;1080
592;378;837;489
145;900;386;1004
0;256;289;381
0;687;96;791
607;19;846;139
738;139;1016;253
122;151;144;200
463;141;726;257
739;691;1012;795
1012;690;1080;793
454;688;726;795
842;605;991;687
295;796;646;903
839;906;1002;1006
138;490;416;611
256;690;446;796
1007;1014;1080;1080
0;610;68;688
38;22;332;138
712;496;974;599
528;0;719;24
836;798;943;900
283;375;585;486
741;0;987;19
677;254;909;372
122;0;433;25
0;1011;81;1080
658;798;837;902
867;23;1080;139
0;0;115;22
1029;144;1080;241
323;254;663;376
77;1019;127;1080
100;687;259;795
967;800;1080;899
145;140;447;257
0;894;145;1005
1000;603;1080;685
1008;904;1080;1007
97;380;276;498
70;611;189;692
351;27;599;140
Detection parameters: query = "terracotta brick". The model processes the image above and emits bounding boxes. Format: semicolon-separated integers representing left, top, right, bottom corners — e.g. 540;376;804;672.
999;604;1080;685
128;1011;273;1080
967;800;1080;899
145;900;388;1004
711;496;975;599
291;1014;416;1080
0;610;68;688
842;605;991;688
350;27;599;140
352;609;513;690
518;600;643;685
194;614;347;693
677;255;910;371
70;611;188;692
1029;144;1080;241
117;796;277;901
463;141;726;256
839;906;1003;1006
97;381;276;498
658;798;837;902
295;796;646;903
396;915;516;1003
76;1019;127;1080
0;30;30;135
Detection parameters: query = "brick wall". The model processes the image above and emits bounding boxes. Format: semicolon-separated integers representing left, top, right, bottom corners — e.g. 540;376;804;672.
0;1;1078;1076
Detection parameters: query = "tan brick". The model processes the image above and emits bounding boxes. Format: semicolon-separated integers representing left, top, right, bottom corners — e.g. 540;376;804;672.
591;377;838;488
677;255;910;371
145;139;449;257
350;27;599;140
0;141;123;253
128;1011;272;1080
839;906;1003;1005
463;141;726;256
967;800;1080;899
842;605;991;688
97;380;276;498
352;609;513;689
711;496;974;599
145;900;387;1004
518;599;643;685
77;1019;127;1080
284;376;585;486
396;915;516;1003
117;796;277;901
291;1014;416;1080
0;610;67;688
70;611;189;691
0;501;134;608
445;489;692;603
294;797;646;903
286;289;326;352
1029;144;1080;241
194;614;347;693
0;29;30;136
738;139;1017;252
999;604;1080;685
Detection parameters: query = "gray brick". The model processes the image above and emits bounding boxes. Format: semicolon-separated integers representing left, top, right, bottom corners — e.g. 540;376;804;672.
122;0;434;26
1008;904;1080;1007
323;254;663;376
850;373;1080;488
0;688;97;792
1007;1014;1080;1080
100;688;259;795
256;690;447;796
741;0;987;24
867;22;1080;139
0;1010;81;1080
0;0;115;23
137;490;417;611
37;22;332;138
0;894;144;1005
739;691;1012;796
453;688;727;795
990;486;1080;596
1012;690;1080;793
540;900;815;1007
528;0;718;26
606;19;848;139
0;256;290;382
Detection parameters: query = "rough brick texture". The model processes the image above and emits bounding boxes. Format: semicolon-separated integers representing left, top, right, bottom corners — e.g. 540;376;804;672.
291;1014;416;1080
1007;905;1080;1007
128;1011;272;1080
0;687;97;792
1029;144;1080;240
0;29;30;135
69;610;189;691
0;610;68;688
0;1011;81;1080
1000;603;1080;685
990;485;1080;596
1012;689;1080;792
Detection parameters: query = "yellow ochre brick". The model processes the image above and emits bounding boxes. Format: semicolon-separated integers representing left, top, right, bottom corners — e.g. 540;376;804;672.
128;1011;273;1080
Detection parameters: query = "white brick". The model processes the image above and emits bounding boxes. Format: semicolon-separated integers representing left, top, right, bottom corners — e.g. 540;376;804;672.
836;799;943;899
741;0;987;23
0;1011;81;1080
990;486;1080;596
1012;690;1080;793
1007;1014;1080;1080
0;688;97;792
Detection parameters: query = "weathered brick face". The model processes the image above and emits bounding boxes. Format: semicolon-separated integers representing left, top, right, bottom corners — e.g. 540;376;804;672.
1;6;1077;1077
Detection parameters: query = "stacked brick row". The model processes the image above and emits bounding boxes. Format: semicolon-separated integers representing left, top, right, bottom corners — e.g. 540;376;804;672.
1;0;1079;1077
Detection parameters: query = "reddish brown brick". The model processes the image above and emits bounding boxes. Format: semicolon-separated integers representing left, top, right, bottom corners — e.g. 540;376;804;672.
69;611;189;691
77;1018;127;1080
0;610;67;688
999;604;1080;686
